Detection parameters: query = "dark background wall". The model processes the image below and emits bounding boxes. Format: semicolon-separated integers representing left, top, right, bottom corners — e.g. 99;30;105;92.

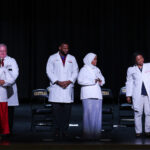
0;0;150;102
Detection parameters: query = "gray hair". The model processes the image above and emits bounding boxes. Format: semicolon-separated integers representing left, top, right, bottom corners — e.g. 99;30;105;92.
0;43;7;50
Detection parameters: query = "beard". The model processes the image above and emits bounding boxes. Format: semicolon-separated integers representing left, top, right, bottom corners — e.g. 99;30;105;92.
59;50;68;56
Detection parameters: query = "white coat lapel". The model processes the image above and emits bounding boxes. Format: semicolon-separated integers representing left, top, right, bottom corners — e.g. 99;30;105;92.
142;64;145;74
3;56;11;69
63;54;72;70
56;52;71;70
142;64;147;82
56;52;65;69
135;65;142;74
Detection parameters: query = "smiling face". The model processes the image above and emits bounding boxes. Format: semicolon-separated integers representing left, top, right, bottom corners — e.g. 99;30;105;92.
0;45;7;59
91;56;97;66
135;55;144;66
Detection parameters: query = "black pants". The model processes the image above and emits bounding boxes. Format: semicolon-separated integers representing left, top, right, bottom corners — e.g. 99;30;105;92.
8;106;15;133
52;103;72;133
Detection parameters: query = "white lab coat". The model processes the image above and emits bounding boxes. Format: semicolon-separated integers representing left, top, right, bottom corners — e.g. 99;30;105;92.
0;66;14;102
1;56;19;106
126;63;150;111
46;52;78;103
78;65;105;100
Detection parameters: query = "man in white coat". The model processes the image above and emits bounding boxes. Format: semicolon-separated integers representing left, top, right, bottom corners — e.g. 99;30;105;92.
0;44;19;134
0;44;19;136
46;42;78;138
126;52;150;137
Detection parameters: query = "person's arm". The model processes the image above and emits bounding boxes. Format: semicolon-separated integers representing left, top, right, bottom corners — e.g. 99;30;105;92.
78;68;96;86
2;58;19;86
8;58;19;81
68;57;79;84
125;67;133;103
98;69;105;86
46;56;58;84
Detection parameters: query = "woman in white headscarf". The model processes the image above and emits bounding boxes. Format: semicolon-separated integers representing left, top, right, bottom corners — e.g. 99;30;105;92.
78;53;105;140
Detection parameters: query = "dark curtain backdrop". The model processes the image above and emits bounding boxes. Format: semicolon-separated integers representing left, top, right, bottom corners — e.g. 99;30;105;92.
0;0;150;102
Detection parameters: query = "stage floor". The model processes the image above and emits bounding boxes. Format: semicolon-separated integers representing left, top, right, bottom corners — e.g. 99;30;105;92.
0;103;150;149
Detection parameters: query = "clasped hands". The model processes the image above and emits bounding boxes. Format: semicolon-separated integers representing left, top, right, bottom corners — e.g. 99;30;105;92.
95;78;102;84
56;80;72;89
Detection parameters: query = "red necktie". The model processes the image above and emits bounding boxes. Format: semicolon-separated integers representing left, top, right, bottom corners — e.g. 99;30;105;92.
0;59;4;67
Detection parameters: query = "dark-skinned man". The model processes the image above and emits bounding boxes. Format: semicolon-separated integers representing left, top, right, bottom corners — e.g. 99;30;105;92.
46;42;78;139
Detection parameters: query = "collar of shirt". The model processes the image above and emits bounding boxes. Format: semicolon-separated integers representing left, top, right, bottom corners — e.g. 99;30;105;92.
138;67;143;72
61;55;66;60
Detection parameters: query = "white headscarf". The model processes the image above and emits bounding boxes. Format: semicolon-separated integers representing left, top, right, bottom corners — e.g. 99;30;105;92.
83;53;97;69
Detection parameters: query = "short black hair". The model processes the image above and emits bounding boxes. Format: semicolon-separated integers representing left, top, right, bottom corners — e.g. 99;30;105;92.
58;41;69;47
132;51;144;65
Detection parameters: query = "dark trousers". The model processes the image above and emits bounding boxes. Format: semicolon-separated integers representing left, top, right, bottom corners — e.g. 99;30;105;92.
52;103;72;134
8;107;15;133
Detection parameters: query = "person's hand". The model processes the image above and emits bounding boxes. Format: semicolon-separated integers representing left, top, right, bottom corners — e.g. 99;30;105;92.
0;80;5;85
95;78;102;84
126;97;131;103
98;79;102;84
56;81;65;88
56;81;72;88
63;80;72;88
95;79;98;83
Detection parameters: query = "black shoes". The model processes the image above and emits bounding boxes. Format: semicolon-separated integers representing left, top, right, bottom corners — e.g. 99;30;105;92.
62;132;69;138
53;131;70;140
136;133;142;138
145;132;150;137
53;130;60;138
136;132;150;138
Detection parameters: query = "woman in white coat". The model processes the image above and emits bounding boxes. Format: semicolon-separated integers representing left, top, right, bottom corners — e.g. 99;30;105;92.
126;52;150;137
78;53;105;140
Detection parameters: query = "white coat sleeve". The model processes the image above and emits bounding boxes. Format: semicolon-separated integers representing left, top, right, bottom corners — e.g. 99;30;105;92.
46;56;58;84
78;68;96;86
68;57;79;83
96;68;105;86
125;67;133;97
99;70;105;86
7;58;19;81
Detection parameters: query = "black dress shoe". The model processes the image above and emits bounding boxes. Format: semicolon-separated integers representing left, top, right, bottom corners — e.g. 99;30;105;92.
62;132;69;137
55;133;59;137
136;133;142;138
145;132;150;137
53;130;60;139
